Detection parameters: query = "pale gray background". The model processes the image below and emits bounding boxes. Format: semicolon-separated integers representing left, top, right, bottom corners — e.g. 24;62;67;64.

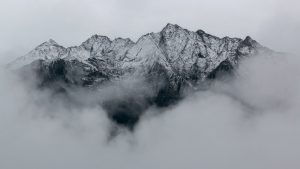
1;1;300;169
0;0;299;64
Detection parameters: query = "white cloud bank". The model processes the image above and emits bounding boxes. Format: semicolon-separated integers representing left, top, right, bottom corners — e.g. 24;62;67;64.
0;52;300;169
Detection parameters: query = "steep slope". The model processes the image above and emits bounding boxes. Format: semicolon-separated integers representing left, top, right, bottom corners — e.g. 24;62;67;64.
10;23;273;130
10;39;66;69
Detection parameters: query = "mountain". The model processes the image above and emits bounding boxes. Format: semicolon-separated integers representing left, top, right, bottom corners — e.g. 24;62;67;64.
10;23;273;130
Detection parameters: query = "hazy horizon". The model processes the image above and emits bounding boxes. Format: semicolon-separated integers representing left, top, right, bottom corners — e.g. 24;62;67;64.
1;0;300;64
1;0;300;169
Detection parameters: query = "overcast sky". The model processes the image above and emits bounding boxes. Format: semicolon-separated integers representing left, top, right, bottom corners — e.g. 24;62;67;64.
1;1;300;168
0;0;299;64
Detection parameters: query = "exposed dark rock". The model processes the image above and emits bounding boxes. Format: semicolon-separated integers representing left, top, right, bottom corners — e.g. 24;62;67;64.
11;23;275;130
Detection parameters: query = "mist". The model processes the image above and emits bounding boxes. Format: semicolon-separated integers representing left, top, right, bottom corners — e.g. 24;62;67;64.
0;49;300;169
1;0;300;64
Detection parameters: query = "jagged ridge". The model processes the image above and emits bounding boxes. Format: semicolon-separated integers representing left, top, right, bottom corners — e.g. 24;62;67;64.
10;23;273;130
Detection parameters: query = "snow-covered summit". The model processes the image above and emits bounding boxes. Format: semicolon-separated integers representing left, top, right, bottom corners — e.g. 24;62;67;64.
10;23;275;129
11;23;271;79
10;39;66;69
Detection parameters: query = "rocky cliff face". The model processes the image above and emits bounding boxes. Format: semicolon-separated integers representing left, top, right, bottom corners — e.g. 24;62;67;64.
10;23;273;130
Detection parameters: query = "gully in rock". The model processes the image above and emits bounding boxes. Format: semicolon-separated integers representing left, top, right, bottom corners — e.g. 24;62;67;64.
9;23;276;131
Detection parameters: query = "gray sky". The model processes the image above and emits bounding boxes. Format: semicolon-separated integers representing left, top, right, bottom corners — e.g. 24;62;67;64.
1;1;300;168
0;0;299;64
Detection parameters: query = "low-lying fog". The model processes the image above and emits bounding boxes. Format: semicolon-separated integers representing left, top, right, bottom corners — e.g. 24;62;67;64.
1;53;300;169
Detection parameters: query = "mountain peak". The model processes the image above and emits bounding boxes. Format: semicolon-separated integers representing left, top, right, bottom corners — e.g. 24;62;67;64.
196;29;206;35
10;24;273;129
36;39;59;48
244;36;253;42
81;34;111;50
84;34;112;44
162;23;182;31
242;36;260;47
46;39;58;45
10;23;271;72
34;39;61;50
89;34;111;40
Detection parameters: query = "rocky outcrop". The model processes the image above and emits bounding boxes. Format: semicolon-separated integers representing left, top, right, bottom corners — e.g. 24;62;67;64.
10;23;273;129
